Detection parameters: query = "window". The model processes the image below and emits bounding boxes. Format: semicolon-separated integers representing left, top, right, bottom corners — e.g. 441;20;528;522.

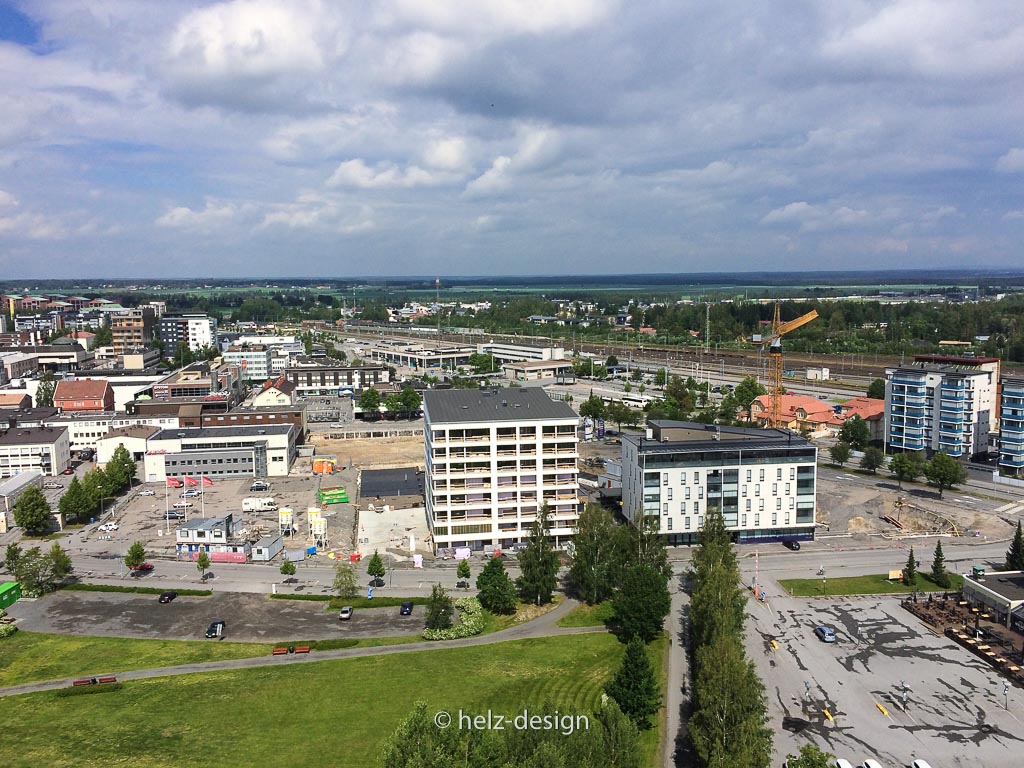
777;467;783;480
785;483;790;495
755;485;760;497
759;468;764;481
680;501;687;513
663;503;668;514
693;501;699;514
772;514;777;526
790;467;796;480
663;474;668;486
741;514;747;527
759;499;765;511
790;497;795;509
772;483;777;495
667;488;673;501
745;498;751;511
667;518;673;531
698;487;704;499
680;471;686;484
754;514;760;526
742;485;747;497
685;487;691;499
745;469;752;482
684;516;691;530
698;515;704;528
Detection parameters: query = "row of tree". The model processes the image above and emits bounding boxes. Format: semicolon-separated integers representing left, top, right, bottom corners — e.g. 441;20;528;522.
356;387;422;420
828;445;968;498
688;508;773;766
3;542;73;597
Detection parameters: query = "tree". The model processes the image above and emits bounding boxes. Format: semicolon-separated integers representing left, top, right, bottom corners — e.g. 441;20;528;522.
889;452;923;489
517;506;559;606
784;743;836;768
476;556;518;615
425;583;453;630
839;415;871;451
1005;521;1024;571
357;387;381;418
80;470;104;518
58;476;90;523
10;543;73;596
606;354;619;368
613;563;671;643
630;367;642;382
578;395;606;420
280;560;296;577
13;486;51;536
105;444;136;493
125;541;147;570
35;370;56;408
333;562;358;598
47;542;73;583
829;442;852;467
654;368;668;387
569;504;626;604
384;391;403;418
456;558;471;585
924;452;967;499
196;550;211;580
605;637;660;729
859;446;885;474
467;353;496;374
688;508;745;651
930;540;951;588
92;325;113;347
398;387;421;416
732;376;766;414
367;549;386;583
4;543;21;574
866;378;886;400
902;546;917;587
606;401;635;433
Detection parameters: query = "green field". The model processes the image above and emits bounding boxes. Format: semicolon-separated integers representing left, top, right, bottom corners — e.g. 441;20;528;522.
0;632;270;688
0;633;665;768
556;601;614;628
778;572;963;597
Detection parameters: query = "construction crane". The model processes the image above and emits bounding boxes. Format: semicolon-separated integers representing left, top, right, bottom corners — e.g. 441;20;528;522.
752;302;818;428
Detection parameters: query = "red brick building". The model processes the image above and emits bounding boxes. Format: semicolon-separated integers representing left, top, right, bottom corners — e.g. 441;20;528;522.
53;379;115;413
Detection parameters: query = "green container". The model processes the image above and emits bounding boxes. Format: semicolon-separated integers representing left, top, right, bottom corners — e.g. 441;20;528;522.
0;582;21;610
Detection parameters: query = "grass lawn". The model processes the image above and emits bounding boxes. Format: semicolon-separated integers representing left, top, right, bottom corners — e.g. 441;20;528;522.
778;572;964;597
0;633;666;768
0;632;271;688
556;601;613;628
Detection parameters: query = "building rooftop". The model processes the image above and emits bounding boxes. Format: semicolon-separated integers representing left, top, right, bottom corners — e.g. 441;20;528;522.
424;388;577;424
53;379;111;402
361;467;423;498
634;421;813;453
181;517;228;531
150;424;294;441
967;571;1024;603
98;425;162;441
0;426;68;445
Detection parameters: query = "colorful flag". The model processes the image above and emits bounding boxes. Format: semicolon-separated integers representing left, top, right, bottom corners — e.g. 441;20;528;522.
183;476;199;486
200;476;214;486
166;478;182;488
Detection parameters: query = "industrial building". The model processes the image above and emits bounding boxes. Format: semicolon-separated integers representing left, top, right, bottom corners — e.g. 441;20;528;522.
142;424;297;481
961;569;1024;632
423;388;580;552
621;421;817;546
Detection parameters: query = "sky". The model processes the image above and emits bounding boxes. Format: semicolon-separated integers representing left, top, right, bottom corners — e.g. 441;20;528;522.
0;0;1023;279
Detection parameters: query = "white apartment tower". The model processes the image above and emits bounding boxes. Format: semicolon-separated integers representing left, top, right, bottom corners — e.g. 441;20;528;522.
885;355;999;459
423;388;580;552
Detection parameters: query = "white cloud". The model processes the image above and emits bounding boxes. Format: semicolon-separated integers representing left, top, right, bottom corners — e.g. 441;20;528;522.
423;137;471;172
760;201;870;232
1004;209;1024;221
386;0;615;36
0;190;18;208
259;195;375;233
464;126;563;197
325;159;456;189
156;200;238;229
996;148;1024;172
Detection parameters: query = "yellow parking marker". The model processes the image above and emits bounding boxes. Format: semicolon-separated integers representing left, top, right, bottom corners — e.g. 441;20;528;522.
823;709;834;722
770;640;779;650
875;702;890;717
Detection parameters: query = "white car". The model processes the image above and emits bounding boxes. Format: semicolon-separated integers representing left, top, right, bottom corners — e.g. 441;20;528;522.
139;490;156;496
172;501;193;509
98;522;118;532
43;482;62;489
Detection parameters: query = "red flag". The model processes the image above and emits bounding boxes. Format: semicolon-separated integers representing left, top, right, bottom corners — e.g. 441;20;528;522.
184;476;199;486
201;476;214;486
166;477;182;488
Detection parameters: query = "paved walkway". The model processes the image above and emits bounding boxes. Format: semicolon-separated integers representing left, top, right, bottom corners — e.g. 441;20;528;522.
0;596;602;698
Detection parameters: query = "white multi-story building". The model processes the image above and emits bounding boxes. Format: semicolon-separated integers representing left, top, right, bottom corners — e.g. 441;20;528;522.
0;426;71;477
159;314;218;353
621;421;817;546
223;345;273;383
999;376;1024;478
424;388;580;552
885;355;999;459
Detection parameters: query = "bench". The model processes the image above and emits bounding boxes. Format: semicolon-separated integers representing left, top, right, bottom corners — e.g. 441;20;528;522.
72;678;96;687
97;676;117;684
294;645;311;654
272;647;288;656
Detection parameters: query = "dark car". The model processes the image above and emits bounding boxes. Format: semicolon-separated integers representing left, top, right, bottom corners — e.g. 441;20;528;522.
165;510;186;520
456;579;470;589
205;620;226;638
784;540;801;551
369;577;385;588
400;601;413;616
158;591;177;604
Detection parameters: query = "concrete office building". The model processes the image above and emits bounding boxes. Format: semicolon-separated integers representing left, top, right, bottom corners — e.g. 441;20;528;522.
424;388;580;552
142;424;297;481
621;421;817;546
885;355;999;459
284;360;390;396
0;426;71;477
999;376;1024;477
223;345;273;383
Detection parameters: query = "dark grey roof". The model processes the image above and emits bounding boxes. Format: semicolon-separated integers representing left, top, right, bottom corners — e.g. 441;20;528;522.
424;388;577;424
970;573;1024;603
361;467;423;498
0;426;68;445
150;424;293;441
629;420;813;455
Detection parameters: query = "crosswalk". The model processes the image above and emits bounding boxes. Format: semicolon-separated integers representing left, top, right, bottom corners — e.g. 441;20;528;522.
994;502;1024;515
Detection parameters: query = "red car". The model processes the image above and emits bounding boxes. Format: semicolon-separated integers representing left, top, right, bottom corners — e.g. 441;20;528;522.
62;468;74;475
129;563;154;575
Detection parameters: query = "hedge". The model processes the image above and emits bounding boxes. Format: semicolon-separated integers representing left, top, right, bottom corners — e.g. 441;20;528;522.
56;683;123;698
63;584;213;597
423;598;484;641
270;593;429;610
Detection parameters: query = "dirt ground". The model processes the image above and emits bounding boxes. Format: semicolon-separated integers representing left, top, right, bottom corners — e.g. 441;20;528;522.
309;434;424;469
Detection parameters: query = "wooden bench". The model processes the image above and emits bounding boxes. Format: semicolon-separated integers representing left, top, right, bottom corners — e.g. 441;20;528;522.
97;676;117;684
294;645;311;654
272;647;288;656
72;678;96;687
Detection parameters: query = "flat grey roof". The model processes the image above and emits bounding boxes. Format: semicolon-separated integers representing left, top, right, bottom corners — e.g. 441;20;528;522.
361;467;423;498
629;420;813;454
183;517;227;530
0;426;68;446
424;388;577;424
969;573;1024;603
151;424;293;441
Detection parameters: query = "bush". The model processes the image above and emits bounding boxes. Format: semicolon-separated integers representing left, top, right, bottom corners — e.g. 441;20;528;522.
0;623;18;639
423;598;485;641
62;583;212;597
283;638;360;651
56;683;123;698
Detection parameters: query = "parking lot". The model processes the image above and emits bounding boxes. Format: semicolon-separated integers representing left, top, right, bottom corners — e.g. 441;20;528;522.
7;591;425;643
747;594;1024;767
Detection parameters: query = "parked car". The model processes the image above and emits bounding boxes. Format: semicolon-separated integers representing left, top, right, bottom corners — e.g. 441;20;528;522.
860;761;884;768
250;481;270;492
338;606;354;620
910;761;934;768
814;625;837;643
784;540;801;551
158;591;177;603
173;501;193;509
98;522;118;532
369;577;385;588
43;482;62;489
165;510;186;520
835;760;855;768
400;601;413;616
129;562;154;574
139;489;156;496
205;620;226;638
62;468;74;475
180;489;201;498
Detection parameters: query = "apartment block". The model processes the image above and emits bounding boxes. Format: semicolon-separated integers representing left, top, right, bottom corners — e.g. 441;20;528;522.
1000;376;1024;477
885;355;999;459
223;345;273;382
110;307;156;354
158;314;218;353
621;421;817;545
423;388;580;552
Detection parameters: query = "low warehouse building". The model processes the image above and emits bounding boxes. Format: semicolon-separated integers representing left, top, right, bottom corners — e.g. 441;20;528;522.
962;569;1024;631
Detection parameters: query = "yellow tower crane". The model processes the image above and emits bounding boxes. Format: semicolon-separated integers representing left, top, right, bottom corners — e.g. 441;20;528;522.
752;302;819;428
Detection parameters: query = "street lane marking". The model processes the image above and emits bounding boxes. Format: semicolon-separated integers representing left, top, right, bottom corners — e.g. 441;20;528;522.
875;702;890;718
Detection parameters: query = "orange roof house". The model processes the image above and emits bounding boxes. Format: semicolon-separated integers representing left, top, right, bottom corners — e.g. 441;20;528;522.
53;379;114;413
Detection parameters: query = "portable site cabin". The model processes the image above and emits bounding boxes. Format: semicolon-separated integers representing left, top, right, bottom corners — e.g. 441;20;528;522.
0;582;21;610
252;535;284;562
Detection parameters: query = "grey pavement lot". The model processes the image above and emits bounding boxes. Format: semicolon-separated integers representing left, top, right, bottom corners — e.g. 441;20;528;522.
7;591;425;643
747;594;1024;767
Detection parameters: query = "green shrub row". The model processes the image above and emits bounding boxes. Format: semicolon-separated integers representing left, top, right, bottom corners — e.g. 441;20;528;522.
280;638;361;651
56;683;124;698
63;583;212;597
0;624;18;639
270;593;428;609
269;592;331;602
423;598;484;641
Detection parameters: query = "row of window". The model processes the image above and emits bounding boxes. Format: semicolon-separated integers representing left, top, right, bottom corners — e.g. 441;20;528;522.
663;512;793;532
662;465;802;485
